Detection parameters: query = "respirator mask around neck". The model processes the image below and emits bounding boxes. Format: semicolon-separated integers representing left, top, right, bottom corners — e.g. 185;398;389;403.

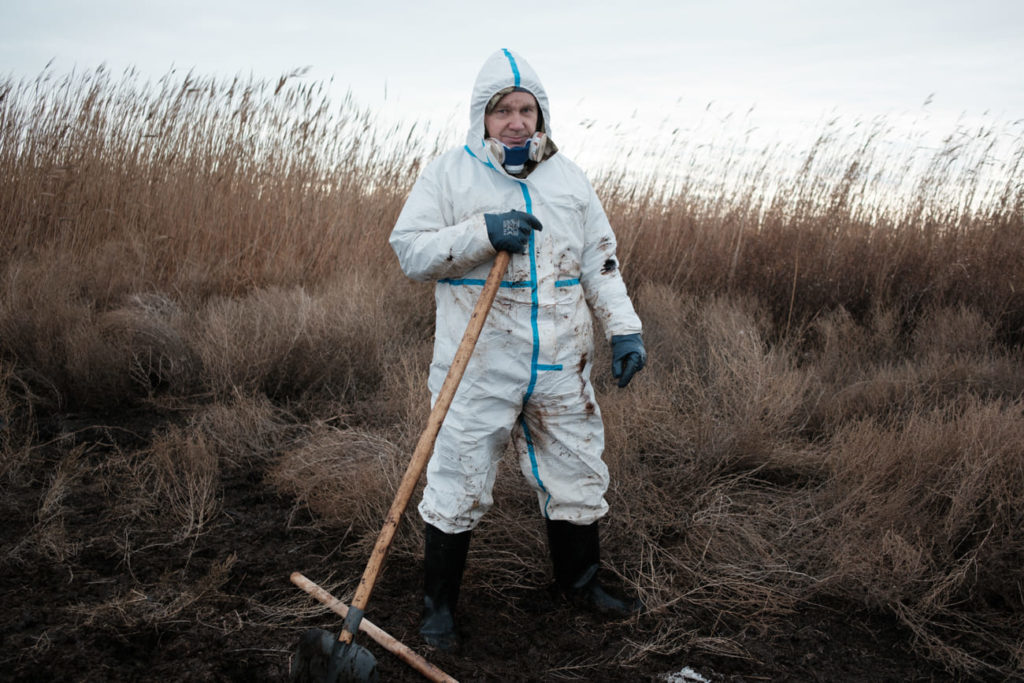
487;132;548;174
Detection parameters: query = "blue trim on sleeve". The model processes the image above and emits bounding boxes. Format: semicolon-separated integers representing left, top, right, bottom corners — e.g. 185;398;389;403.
439;277;531;288
554;278;580;287
501;49;521;87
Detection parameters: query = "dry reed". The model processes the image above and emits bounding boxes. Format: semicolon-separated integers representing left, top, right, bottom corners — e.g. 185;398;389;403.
2;65;1023;679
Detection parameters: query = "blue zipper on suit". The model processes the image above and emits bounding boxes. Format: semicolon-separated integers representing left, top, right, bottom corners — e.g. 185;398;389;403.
516;180;554;517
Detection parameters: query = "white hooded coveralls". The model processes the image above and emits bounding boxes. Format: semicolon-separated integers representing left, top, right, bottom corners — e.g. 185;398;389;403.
390;49;642;534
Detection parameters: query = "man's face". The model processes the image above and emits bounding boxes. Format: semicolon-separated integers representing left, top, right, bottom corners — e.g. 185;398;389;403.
484;91;539;147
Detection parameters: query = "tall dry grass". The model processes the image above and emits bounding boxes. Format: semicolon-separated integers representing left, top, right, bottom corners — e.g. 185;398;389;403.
2;66;1024;678
606;115;1024;344
0;65;436;299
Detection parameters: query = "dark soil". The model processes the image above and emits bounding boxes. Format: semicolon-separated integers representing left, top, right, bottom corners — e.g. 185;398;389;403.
1;419;960;682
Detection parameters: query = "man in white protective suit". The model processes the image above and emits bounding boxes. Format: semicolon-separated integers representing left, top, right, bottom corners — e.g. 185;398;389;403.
389;48;647;652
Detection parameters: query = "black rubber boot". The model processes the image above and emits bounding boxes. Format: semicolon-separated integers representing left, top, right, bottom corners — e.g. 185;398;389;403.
420;523;471;652
545;519;641;618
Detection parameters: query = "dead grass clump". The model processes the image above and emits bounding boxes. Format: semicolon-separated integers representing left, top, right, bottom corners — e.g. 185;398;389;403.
132;427;222;543
364;337;432;438
908;304;1024;400
95;292;199;399
194;273;392;404
268;425;407;553
912;304;995;358
608;284;814;474
806;304;1024;436
813;397;1024;676
599;452;821;664
187;392;295;469
71;553;237;631
814;365;923;435
802;305;916;434
5;445;88;564
351;275;436;428
0;256;94;412
0;255;198;413
684;296;811;468
808;305;904;383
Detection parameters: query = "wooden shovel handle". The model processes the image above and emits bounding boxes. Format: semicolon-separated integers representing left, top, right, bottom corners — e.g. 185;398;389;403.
291;572;458;683
339;250;511;642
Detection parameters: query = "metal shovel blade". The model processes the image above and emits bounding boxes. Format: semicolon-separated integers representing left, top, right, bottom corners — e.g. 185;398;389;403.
291;628;379;683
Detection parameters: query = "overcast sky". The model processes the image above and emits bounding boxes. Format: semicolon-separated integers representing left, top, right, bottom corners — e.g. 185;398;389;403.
3;0;1023;170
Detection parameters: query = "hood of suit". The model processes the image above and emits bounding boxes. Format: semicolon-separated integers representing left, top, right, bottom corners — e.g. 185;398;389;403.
467;49;551;149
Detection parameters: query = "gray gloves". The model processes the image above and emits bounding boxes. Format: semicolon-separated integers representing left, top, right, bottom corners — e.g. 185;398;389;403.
485;210;543;254
610;333;646;387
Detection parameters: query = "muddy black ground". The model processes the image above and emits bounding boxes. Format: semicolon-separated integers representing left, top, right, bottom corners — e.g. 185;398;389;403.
1;423;960;682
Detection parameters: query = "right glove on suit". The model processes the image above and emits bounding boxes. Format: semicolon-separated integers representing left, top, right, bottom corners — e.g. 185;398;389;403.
484;209;543;254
